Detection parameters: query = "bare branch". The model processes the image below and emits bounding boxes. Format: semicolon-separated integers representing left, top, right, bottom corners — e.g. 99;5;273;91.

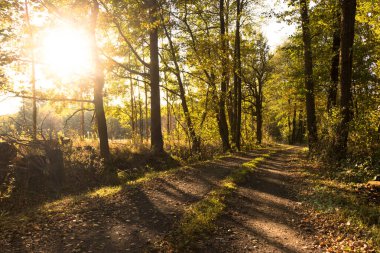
64;108;94;128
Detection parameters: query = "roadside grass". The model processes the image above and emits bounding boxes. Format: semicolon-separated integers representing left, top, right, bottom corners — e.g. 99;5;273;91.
298;151;380;250
304;177;380;249
0;149;268;224
168;151;275;251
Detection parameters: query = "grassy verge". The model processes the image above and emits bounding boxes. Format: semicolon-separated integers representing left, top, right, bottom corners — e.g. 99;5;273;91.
297;152;380;251
0;151;256;224
168;151;275;251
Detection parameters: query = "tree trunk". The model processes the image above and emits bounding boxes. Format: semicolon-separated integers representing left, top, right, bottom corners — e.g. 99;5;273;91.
256;80;264;145
148;0;164;154
130;72;135;137
299;0;318;150
225;0;233;134
288;99;292;144
291;104;297;144
233;0;242;150
80;102;85;139
162;22;200;153
256;101;263;144
218;0;231;152
90;0;110;160
297;109;304;143
144;77;149;140
335;0;357;159
327;1;341;112
25;0;37;140
166;89;170;136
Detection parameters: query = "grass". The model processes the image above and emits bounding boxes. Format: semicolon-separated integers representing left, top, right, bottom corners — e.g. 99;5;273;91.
169;151;275;251
304;177;380;247
38;165;193;214
298;150;380;250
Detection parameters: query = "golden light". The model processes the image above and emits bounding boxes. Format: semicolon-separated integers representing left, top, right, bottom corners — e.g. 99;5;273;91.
41;26;92;79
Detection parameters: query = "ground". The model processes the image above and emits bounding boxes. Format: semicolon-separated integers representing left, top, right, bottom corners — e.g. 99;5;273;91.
0;146;375;252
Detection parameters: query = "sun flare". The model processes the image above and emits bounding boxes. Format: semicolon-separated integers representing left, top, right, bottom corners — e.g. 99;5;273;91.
41;26;92;79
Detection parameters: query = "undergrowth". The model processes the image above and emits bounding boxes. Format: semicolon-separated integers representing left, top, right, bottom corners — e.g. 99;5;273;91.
298;149;380;250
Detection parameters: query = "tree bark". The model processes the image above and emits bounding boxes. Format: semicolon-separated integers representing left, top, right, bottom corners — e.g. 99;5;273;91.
130;73;135;137
335;0;357;159
218;0;231;152
288;99;292;144
297;109;304;143
256;100;263;144
233;0;242;150
90;0;110;160
299;0;318;150
327;1;341;112
255;78;264;145
148;0;164;154
166;89;170;136
291;104;297;144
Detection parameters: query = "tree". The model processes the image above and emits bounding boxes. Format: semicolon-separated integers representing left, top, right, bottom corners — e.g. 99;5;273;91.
232;0;242;150
243;34;271;145
147;0;164;154
327;0;341;112
218;0;231;151
161;9;201;153
334;0;357;159
299;0;318;150
89;0;110;160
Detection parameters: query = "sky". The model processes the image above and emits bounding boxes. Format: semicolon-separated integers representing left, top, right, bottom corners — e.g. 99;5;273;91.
0;0;296;116
261;0;296;50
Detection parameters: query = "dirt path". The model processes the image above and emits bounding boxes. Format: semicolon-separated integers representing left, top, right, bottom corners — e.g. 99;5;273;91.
0;147;322;253
205;147;320;253
0;149;268;253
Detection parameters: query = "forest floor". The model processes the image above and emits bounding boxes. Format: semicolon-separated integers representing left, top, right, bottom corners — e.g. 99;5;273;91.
0;145;377;252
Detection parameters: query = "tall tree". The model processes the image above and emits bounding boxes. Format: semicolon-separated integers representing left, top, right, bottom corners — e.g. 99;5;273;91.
162;19;201;152
24;0;37;140
334;0;357;158
246;35;271;145
327;0;341;112
90;0;110;160
299;0;318;150
232;0;242;150
218;0;231;151
147;0;164;153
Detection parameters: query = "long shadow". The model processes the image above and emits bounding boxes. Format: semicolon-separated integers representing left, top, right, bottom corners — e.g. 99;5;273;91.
211;214;307;253
0;149;277;253
205;149;318;253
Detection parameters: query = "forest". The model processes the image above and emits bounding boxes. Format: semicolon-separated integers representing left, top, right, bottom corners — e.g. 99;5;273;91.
0;0;379;252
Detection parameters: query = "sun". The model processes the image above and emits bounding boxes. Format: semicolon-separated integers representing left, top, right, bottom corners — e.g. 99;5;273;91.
41;25;92;79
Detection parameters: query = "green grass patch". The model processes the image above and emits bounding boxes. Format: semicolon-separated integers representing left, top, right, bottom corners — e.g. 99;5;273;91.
128;166;190;185
170;152;275;250
301;169;380;249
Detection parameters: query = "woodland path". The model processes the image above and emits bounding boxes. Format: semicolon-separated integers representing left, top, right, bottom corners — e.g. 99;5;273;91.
0;146;320;253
